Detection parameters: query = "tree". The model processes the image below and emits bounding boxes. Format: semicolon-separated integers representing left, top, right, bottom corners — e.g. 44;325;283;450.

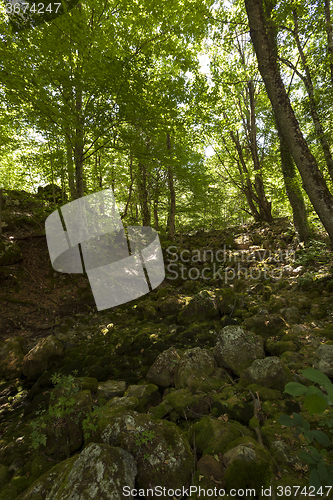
244;0;333;243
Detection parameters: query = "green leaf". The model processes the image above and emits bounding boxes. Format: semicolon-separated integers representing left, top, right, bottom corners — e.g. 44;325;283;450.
291;412;303;425
278;414;295;426
283;382;307;396
301;368;331;385
318;461;328;480
311;430;331;447
309;468;322;489
304;394;327;415
298;450;316;464
303;420;310;430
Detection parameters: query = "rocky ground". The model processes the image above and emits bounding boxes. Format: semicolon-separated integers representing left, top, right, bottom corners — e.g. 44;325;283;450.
0;189;333;499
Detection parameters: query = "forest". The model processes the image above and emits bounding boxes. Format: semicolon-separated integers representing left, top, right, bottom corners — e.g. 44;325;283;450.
0;0;333;499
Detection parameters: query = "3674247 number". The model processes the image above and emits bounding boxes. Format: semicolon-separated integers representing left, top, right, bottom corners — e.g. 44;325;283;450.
5;3;61;15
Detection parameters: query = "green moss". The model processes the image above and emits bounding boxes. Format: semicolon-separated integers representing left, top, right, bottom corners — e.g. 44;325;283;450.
223;437;273;496
189;416;252;455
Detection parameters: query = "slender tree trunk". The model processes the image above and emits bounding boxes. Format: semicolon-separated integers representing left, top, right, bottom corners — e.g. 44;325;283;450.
65;132;76;200
324;0;333;87
167;133;176;240
0;188;2;238
245;0;333;243
153;199;159;230
74;79;84;199
279;132;310;241
248;80;273;221
48;142;56;204
292;10;333;183
138;162;150;226
121;155;135;220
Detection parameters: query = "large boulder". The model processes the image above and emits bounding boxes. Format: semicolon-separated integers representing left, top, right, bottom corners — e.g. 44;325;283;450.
213;326;265;376
17;443;137;500
174;347;216;391
124;384;161;412
0;337;25;379
223;437;274;493
0;241;22;265
189;416;252;456
22;335;64;380
40;390;92;460
158;296;184;317
146;347;180;387
101;411;192;496
97;380;126;400
313;344;333;377
177;290;219;324
243;314;285;338
239;357;293;391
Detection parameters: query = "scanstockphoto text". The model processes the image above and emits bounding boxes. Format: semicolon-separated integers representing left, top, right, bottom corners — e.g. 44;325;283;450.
165;245;296;283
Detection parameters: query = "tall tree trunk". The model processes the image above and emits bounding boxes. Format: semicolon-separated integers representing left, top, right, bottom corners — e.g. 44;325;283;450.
292;10;333;183
153;198;159;230
248;80;273;221
138;162;150;226
121;155;135;220
65;132;76;200
245;0;333;243
167;133;176;240
0;188;2;238
74;76;84;199
324;0;333;87
279;132;310;241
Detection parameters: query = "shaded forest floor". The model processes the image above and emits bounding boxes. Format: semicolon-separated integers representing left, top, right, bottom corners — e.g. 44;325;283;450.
1;189;333;499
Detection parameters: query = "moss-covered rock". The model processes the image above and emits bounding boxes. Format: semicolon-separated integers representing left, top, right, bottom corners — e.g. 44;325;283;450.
313;344;333;377
0;337;25;379
97;380;126;400
158;296;184;317
0;241;22;265
223;437;274;496
40;390;92;460
210;393;253;425
124;384;160;412
243;314;285;338
189;416;252;456
213;326;265;376
174;347;215;391
146;347;180;387
101;411;193;494
17;443;137;500
149;388;212;421
239;357;293;391
265;339;299;356
216;288;239;315
177;290;219;324
22;335;64;380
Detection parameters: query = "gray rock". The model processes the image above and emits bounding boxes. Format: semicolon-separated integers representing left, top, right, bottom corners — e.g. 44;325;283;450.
22;335;64;380
174;347;215;391
0;241;22;265
314;345;333;377
0;337;25;379
146;347;180;387
223;444;256;468
239;356;292;391
280;306;300;323
213;326;265;376
101;411;192;495
18;443;137;500
97;381;126;400
177;290;219;324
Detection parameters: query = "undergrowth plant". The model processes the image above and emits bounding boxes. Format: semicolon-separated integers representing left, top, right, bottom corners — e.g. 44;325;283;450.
29;372;101;451
279;367;333;489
